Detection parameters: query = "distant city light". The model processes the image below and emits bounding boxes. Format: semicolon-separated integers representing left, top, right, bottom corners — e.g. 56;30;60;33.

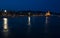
4;10;7;12
45;11;51;16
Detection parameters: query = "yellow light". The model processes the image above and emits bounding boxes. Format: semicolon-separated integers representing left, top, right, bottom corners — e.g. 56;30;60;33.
3;18;8;32
45;11;51;16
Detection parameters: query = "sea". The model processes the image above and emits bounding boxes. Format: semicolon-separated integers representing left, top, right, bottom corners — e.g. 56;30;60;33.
0;16;60;38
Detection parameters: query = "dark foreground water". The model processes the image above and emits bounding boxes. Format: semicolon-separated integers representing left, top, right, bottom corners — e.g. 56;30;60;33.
0;16;60;38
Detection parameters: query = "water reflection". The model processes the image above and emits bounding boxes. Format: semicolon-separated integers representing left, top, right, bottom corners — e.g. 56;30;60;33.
28;16;31;25
45;16;49;33
2;18;10;38
2;29;10;38
44;16;49;38
3;18;8;32
27;24;31;36
27;25;31;33
45;17;48;24
27;15;31;33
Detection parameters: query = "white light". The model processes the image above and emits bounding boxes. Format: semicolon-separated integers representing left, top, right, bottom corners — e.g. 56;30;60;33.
3;18;8;32
4;10;7;12
28;16;31;25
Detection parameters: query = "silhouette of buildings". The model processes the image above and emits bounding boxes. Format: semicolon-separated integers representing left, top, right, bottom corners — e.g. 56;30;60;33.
0;9;60;17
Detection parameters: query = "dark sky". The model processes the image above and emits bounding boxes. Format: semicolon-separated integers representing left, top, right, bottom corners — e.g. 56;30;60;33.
0;0;60;12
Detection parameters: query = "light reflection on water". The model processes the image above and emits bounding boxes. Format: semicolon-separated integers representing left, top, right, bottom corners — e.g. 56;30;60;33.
0;16;60;38
3;18;8;32
28;16;31;25
45;17;48;24
2;30;9;38
44;16;49;38
2;18;9;38
45;17;49;33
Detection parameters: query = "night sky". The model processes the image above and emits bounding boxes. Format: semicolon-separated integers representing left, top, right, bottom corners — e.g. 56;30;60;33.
0;0;60;12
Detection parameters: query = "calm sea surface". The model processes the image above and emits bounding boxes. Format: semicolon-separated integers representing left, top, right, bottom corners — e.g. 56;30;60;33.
0;16;60;38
